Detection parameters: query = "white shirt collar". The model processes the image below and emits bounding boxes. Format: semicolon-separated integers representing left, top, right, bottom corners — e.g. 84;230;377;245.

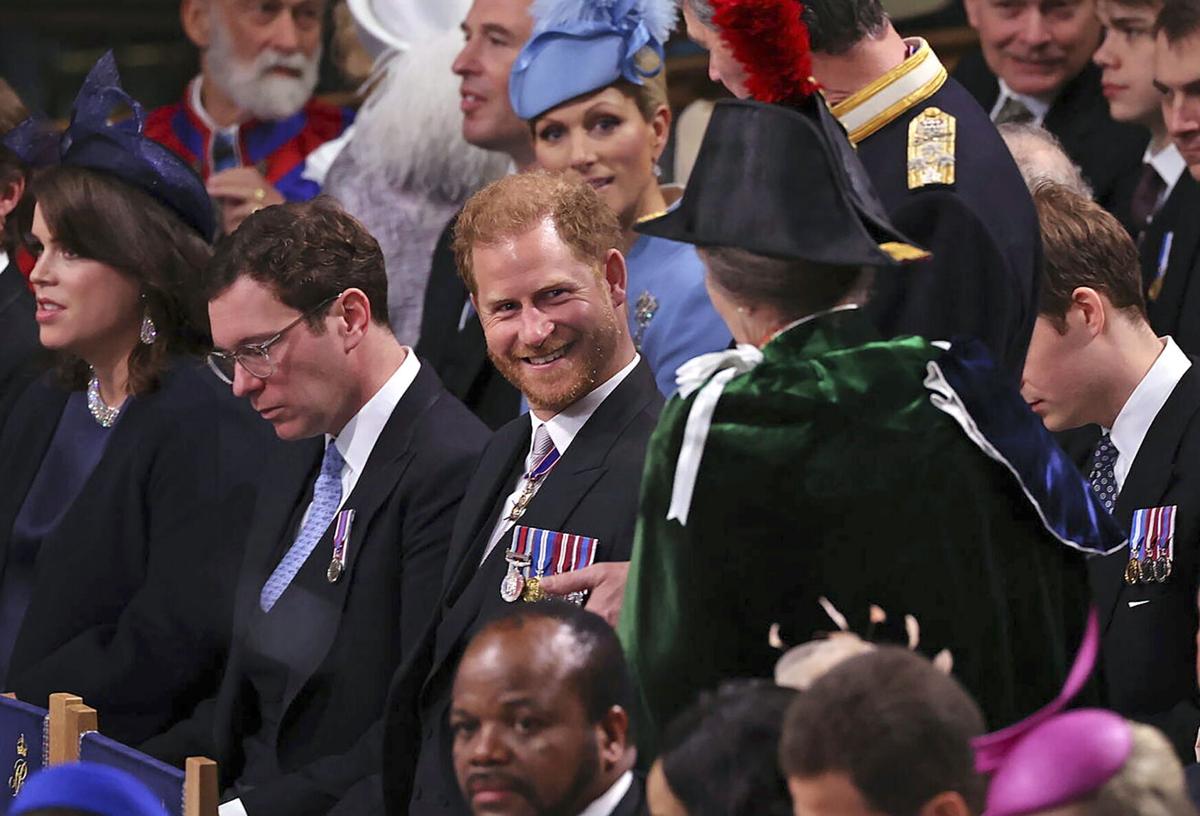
529;353;641;460
1144;142;1188;203
0;250;9;274
1110;336;1192;491
992;79;1053;125
328;349;421;481
577;771;634;816
189;75;230;134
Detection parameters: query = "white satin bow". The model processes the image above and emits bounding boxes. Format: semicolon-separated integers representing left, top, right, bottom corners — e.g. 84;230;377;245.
667;345;764;525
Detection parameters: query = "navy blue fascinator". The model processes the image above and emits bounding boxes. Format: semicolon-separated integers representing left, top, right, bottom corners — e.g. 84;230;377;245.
3;52;215;240
509;0;676;120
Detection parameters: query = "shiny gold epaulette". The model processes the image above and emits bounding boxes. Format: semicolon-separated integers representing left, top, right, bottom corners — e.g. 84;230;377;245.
907;107;956;189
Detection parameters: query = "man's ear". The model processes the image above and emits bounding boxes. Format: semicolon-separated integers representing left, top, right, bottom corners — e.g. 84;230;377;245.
603;249;628;311
337;288;373;350
596;706;629;771
962;0;980;29
0;175;25;222
1068;286;1108;339
917;791;973;816
181;0;213;49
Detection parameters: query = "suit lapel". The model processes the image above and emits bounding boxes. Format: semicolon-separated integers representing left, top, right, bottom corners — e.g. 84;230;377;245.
1146;178;1200;333
1097;365;1200;630
428;360;659;676
275;364;441;719
441;423;529;598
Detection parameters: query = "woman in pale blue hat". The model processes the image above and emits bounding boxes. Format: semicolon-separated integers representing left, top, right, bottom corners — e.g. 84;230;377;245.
509;0;731;396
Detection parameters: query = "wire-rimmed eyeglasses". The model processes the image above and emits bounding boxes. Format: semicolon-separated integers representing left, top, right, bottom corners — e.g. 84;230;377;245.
206;294;340;385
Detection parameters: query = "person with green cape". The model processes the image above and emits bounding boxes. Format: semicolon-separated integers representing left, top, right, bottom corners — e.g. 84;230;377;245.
617;7;1125;751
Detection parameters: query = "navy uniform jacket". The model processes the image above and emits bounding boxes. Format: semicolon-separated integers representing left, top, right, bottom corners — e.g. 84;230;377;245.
953;51;1148;229
1143;174;1200;356
831;39;1040;377
1090;362;1200;761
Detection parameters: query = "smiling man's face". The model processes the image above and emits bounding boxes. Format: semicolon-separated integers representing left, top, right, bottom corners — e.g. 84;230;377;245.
965;0;1103;97
469;217;628;418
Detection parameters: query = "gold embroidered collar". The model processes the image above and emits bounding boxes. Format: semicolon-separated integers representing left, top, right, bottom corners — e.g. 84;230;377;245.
829;38;948;145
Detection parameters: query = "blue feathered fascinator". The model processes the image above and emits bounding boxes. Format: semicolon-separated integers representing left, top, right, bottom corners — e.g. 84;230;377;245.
509;0;677;120
3;52;215;240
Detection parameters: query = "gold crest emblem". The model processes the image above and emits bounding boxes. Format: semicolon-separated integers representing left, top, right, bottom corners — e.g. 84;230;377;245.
8;734;28;797
907;107;957;190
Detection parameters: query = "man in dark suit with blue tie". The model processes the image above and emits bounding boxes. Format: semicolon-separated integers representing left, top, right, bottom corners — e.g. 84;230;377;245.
1022;181;1200;761
141;197;490;816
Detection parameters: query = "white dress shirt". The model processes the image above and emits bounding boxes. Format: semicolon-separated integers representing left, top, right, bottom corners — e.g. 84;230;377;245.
1109;337;1191;493
218;350;420;816
0;250;9;273
578;771;634;816
480;353;642;564
990;79;1053;125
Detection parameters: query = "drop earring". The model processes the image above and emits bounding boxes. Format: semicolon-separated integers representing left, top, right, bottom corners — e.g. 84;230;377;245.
139;297;157;345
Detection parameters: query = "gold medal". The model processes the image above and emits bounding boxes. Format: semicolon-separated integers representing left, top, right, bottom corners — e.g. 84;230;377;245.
1124;559;1140;585
521;577;546;603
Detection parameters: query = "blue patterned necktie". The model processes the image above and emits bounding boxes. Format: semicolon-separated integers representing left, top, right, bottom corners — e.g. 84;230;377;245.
1088;433;1120;514
260;441;345;612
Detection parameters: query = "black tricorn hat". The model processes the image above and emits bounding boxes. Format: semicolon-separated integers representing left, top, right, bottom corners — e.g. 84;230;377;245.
637;96;929;267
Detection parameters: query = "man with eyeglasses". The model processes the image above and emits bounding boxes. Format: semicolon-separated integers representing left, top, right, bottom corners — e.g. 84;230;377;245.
141;196;489;816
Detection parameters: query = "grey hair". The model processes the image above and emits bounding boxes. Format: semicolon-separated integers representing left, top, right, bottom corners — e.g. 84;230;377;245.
678;0;715;26
1085;723;1195;816
998;122;1094;199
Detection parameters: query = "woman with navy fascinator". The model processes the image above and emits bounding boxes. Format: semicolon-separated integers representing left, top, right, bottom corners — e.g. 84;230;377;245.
509;0;732;396
0;53;276;745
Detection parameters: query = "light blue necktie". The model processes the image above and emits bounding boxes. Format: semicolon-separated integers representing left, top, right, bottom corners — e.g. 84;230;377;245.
260;441;345;612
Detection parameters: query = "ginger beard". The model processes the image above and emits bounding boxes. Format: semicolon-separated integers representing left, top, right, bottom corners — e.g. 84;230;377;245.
488;293;623;417
207;7;322;121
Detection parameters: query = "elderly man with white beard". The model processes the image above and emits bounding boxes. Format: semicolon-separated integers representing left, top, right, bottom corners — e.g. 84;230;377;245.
147;0;354;235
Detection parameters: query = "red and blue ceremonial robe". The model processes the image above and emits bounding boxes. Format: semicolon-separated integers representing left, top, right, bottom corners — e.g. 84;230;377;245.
145;80;354;202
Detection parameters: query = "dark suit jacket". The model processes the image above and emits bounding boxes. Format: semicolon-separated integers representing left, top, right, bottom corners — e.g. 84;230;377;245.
0;263;39;430
181;360;663;816
1090;363;1200;761
952;52;1148;227
395;359;663;816
416;217;520;430
1144;175;1200;357
855;77;1040;377
142;363;489;806
0;360;278;745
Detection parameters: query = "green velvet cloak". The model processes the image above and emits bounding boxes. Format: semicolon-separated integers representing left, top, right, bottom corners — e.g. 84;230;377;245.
618;310;1092;754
